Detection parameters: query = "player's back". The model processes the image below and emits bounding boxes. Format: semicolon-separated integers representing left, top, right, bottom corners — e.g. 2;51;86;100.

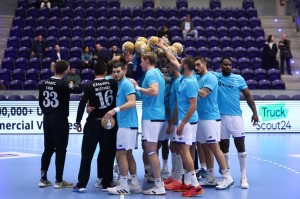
39;77;71;116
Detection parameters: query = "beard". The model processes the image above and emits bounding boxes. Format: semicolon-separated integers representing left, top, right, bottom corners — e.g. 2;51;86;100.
222;69;231;76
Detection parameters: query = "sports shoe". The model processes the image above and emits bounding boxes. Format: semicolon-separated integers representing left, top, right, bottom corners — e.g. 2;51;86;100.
73;186;86;193
107;185;130;195
216;176;234;190
165;180;181;190
199;178;218;187
143;186;166;195
240;177;249;189
196;168;208;179
143;173;154;182
38;179;52;187
172;183;192;192
163;177;174;185
129;183;142;193
182;186;204;197
94;178;102;188
54;180;73;189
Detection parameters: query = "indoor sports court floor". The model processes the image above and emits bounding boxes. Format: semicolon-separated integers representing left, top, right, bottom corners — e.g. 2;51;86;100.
0;133;299;199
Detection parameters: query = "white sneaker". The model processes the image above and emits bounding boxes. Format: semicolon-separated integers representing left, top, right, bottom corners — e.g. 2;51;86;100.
94;178;102;188
142;186;166;195
216;176;234;190
107;185;130;195
161;166;170;175
199;178;218;187
240;177;249;189
143;173;154;182
129;183;142;193
127;174;131;181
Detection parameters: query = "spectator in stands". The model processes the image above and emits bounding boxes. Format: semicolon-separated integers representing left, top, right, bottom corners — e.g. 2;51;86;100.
81;46;93;69
40;0;51;8
279;33;293;75
94;44;109;63
31;35;47;59
108;45;122;60
64;67;81;86
181;14;198;39
158;25;171;45
50;44;68;72
262;35;278;70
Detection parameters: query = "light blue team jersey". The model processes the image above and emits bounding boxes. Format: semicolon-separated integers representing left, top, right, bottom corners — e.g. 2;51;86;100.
213;72;248;116
196;72;220;120
105;75;113;80
168;75;183;125
116;78;138;128
177;75;199;123
141;68;166;120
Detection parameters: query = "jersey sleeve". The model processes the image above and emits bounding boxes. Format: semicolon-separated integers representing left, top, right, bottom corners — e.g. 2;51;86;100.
147;70;159;86
202;74;218;91
238;75;248;91
186;80;198;99
123;80;136;97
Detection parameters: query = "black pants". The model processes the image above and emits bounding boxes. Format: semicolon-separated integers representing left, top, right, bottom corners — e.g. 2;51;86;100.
280;56;291;74
41;115;69;182
77;119;117;188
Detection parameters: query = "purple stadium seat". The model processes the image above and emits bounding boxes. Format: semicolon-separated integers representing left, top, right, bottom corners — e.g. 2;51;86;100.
246;79;258;89
75;0;85;7
169;26;181;37
72;26;84;37
4;47;17;60
109;0;120;8
246;7;258;18
238;57;251;70
231;57;238;68
215;17;226;28
62;7;73;18
9;80;24;90
197;46;210;57
263;94;276;100
39;7;49;17
171;36;183;43
0;95;7;100
259;79;271;89
238;17;249;27
109;7;121;18
232;68;241;74
256;36;266;48
40;68;53;80
247;47;259;59
27;7;38;18
7;36;20;49
219;36;231;47
23;26;35;38
249;17;261;28
145;26;157;38
74;7;86;17
255;68;267;81
183;37;195;48
178;7;189;19
69;57;81;69
155;7;166;18
73;16;85;27
60;26;71;37
70;94;81;101
24;80;38;90
241;27;252;38
252;26;265;38
47;26;59;38
144;7;155;18
277;95;291;100
10;26;22;38
177;0;188;9
50;7;61;17
195;26;205;36
235;7;245;18
98;7;109;18
241;68;254;80
12;16;24;28
121;7;132;18
108;36;121;48
1;58;15;70
292;95;300;100
121;16;132;27
271;79;285;89
210;0;221;9
97;17;108;27
145;16;156;27
192;17;202;27
223;7;235;18
26;69;39;81
132;6;143;17
97;26;108;37
18;47;30;59
81;69;94;80
205;26;217;37
210;47;222;58
49;16;60;27
133;26;145;38
167;7;178;18
207;36;219;48
15;7;26;17
84;36;96;48
143;0;154;8
252;94;262;100
229;26;240;38
267;68;281;81
243;0;254;9
7;95;22;100
235;46;247;58
85;16;97;27
29;57;41;69
86;7;97;18
96;36;108;48
168;16;180;27
203;17;214;27
109;26;121;37
212;57;222;70
15;57;28;70
121;36;133;43
25;16;36;28
0;68;12;82
251;57;262;70
201;7;212;18
59;36;71;48
218;26;229;38
226;17;238;27
222;47;234;58
85;26;96;37
189;7;200;19
81;79;92;86
212;7;223;18
109;16;120;27
35;26;47;38
184;47;197;57
42;57;52;69
196;36;207;48
23;95;37;101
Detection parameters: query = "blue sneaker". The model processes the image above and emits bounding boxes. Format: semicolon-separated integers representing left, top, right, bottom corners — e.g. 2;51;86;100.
196;169;208;179
73;186;86;193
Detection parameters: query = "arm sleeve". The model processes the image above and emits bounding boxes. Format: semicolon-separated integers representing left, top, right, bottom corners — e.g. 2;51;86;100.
76;87;89;123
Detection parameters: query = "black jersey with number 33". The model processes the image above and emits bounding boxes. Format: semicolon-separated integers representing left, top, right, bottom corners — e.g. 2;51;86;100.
38;77;82;116
76;78;118;123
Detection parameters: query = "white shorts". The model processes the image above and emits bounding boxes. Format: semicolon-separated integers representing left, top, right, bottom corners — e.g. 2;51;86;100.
158;121;170;141
116;128;138;150
220;115;245;139
196;119;221;144
170;125;178;143
175;121;197;146
142;120;165;143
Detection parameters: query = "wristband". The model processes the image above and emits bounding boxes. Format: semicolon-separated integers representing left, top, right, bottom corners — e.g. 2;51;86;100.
114;107;120;112
135;85;141;91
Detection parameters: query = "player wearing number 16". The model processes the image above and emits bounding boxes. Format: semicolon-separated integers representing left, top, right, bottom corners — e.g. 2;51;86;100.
73;61;118;193
38;60;82;189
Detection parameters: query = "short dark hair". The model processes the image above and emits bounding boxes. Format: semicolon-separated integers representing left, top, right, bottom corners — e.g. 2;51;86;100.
194;56;207;65
220;57;232;64
55;60;69;74
107;60;117;74
113;62;126;70
182;56;195;70
267;35;273;43
94;61;107;76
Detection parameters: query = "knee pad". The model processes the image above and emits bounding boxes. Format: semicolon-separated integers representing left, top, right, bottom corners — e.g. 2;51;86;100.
147;151;157;156
220;139;230;153
234;138;246;152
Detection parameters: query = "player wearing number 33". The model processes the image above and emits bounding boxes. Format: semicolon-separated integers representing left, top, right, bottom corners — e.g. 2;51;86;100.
38;60;82;189
73;61;118;193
